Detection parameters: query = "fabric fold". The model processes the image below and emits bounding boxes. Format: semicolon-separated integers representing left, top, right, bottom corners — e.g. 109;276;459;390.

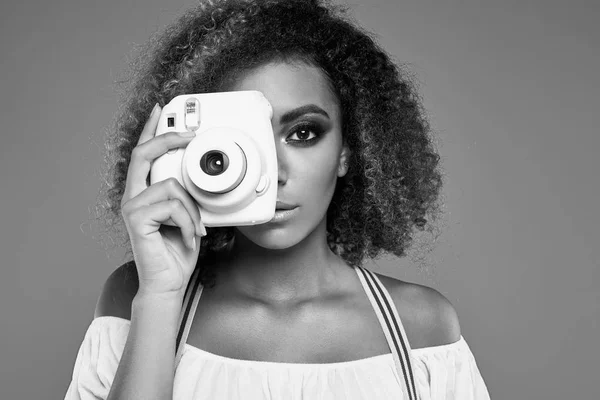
64;316;490;400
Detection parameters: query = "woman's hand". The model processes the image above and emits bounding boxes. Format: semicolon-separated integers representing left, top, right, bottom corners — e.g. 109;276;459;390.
121;103;206;297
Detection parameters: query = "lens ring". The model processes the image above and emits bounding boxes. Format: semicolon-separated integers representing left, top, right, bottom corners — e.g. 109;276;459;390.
200;150;229;176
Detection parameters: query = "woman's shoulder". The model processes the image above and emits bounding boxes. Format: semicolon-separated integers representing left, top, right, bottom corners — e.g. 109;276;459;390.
372;271;462;350
92;262;462;350
94;261;139;320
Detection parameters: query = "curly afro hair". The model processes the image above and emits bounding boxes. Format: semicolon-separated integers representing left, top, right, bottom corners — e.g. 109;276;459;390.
92;0;447;288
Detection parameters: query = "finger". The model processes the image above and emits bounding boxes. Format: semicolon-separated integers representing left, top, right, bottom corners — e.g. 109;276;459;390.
132;199;197;251
122;132;196;204
124;177;203;237
137;103;161;146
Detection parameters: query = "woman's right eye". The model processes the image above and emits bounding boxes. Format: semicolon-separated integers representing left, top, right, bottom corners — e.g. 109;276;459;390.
285;122;324;147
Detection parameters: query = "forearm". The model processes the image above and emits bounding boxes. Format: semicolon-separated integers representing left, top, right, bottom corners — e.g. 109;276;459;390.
107;291;184;400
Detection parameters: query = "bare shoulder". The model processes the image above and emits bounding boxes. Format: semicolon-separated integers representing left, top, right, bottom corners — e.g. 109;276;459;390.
94;261;139;320
373;272;461;349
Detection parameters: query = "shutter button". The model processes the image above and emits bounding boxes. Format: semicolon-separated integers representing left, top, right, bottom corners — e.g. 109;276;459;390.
255;175;269;195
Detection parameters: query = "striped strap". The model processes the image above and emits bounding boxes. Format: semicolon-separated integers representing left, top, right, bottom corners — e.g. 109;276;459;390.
354;266;419;400
175;266;203;367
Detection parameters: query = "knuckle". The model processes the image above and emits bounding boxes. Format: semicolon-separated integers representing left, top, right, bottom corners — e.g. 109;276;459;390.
124;209;143;230
169;198;183;210
130;147;148;165
127;208;141;222
165;177;180;190
130;145;143;160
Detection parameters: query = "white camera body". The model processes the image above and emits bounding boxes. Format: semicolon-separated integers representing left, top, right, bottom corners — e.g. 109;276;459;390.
150;90;277;227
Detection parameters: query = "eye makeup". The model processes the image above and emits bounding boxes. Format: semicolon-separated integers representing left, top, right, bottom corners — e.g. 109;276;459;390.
285;121;326;147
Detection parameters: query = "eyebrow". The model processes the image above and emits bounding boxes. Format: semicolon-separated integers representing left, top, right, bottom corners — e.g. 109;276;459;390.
279;104;330;125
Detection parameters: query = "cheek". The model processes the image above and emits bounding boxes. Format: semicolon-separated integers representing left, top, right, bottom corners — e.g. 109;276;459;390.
289;132;343;199
298;155;339;194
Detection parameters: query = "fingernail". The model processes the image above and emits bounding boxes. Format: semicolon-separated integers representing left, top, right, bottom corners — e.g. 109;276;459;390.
151;103;160;116
198;222;207;237
191;237;196;251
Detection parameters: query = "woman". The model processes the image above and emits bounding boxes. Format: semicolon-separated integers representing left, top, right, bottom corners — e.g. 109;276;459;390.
65;0;490;399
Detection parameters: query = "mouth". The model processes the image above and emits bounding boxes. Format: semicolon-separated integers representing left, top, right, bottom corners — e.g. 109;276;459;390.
270;206;299;222
275;201;297;211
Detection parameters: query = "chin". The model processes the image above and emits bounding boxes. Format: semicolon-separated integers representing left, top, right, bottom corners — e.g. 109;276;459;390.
235;224;307;251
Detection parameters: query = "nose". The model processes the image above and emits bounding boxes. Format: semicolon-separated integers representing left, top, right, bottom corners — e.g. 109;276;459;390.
275;141;288;185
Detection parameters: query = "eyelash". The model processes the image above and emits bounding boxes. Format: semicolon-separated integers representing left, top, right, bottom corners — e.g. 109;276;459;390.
286;122;323;146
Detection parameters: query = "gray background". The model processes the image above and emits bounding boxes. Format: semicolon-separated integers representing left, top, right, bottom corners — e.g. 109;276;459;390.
1;0;598;399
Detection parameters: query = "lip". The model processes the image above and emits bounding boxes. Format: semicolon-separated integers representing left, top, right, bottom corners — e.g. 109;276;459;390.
270;207;298;222
275;201;297;210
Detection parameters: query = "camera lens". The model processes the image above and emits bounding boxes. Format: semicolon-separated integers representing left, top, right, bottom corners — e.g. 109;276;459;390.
200;150;230;176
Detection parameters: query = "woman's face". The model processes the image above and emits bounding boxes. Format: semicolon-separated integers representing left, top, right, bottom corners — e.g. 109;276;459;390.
224;60;350;250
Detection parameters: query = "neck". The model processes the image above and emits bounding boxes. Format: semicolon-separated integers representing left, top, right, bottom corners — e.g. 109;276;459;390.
215;218;346;306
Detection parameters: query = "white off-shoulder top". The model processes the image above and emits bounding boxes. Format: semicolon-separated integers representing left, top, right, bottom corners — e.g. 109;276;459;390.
64;266;490;399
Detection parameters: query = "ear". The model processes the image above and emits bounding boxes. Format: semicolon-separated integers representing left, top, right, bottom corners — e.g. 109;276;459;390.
337;143;352;178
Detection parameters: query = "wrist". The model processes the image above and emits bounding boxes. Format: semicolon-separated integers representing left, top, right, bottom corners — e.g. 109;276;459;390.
133;289;186;310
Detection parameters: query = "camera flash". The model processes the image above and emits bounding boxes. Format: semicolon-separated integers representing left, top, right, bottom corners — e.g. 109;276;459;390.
185;98;201;131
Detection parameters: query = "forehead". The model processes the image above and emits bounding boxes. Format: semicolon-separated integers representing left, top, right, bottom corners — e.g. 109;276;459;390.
226;61;340;121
